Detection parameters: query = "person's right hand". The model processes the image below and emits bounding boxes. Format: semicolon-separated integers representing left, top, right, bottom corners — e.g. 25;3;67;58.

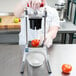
29;0;41;9
26;0;44;10
39;33;53;48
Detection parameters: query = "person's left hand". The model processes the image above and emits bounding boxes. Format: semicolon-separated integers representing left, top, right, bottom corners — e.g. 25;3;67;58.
39;32;53;48
44;33;53;48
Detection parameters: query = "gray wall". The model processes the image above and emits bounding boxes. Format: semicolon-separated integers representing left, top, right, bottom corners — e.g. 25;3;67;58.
0;0;58;12
46;0;58;7
0;0;68;12
0;0;19;12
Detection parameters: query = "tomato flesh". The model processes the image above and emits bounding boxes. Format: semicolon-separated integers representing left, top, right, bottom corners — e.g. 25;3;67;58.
62;64;72;73
27;3;29;7
31;39;40;47
40;2;44;7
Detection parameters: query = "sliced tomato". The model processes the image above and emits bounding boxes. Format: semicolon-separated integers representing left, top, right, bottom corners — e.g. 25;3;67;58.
27;3;29;7
40;2;44;7
31;39;40;47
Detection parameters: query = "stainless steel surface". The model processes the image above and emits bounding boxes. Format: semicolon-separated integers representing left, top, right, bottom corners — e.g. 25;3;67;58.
55;0;66;20
0;29;19;44
0;29;20;34
0;33;19;44
44;8;47;41
0;45;22;76
0;12;14;16
27;61;48;76
59;21;76;33
0;44;76;76
70;1;73;21
26;52;48;76
24;8;28;46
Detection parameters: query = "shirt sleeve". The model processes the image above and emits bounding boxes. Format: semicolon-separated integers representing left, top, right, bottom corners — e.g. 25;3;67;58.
47;7;60;27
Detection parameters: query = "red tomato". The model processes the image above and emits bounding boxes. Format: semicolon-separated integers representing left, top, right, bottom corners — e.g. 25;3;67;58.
31;39;40;47
62;64;72;73
40;2;44;7
19;18;21;22
27;3;29;7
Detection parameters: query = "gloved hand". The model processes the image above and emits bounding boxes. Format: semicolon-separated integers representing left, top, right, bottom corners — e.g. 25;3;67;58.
27;0;41;10
44;33;53;48
39;32;53;48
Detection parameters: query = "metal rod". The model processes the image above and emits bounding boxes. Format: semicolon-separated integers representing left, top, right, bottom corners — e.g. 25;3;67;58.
20;62;25;74
20;7;28;74
24;8;28;46
43;8;47;45
70;1;73;21
44;8;52;74
47;54;52;73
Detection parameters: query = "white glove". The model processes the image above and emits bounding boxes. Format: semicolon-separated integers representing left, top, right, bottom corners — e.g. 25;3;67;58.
27;0;41;10
39;33;53;48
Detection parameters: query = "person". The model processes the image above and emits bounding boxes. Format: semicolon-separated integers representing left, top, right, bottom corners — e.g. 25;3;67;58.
14;0;60;48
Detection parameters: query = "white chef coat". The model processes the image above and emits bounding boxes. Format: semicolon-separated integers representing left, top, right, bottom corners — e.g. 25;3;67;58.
19;5;60;45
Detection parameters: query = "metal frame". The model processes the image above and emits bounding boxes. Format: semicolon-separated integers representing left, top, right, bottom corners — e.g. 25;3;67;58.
20;7;52;74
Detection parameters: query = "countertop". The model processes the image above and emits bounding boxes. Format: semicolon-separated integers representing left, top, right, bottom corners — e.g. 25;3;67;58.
59;21;76;33
0;44;76;76
0;16;20;29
